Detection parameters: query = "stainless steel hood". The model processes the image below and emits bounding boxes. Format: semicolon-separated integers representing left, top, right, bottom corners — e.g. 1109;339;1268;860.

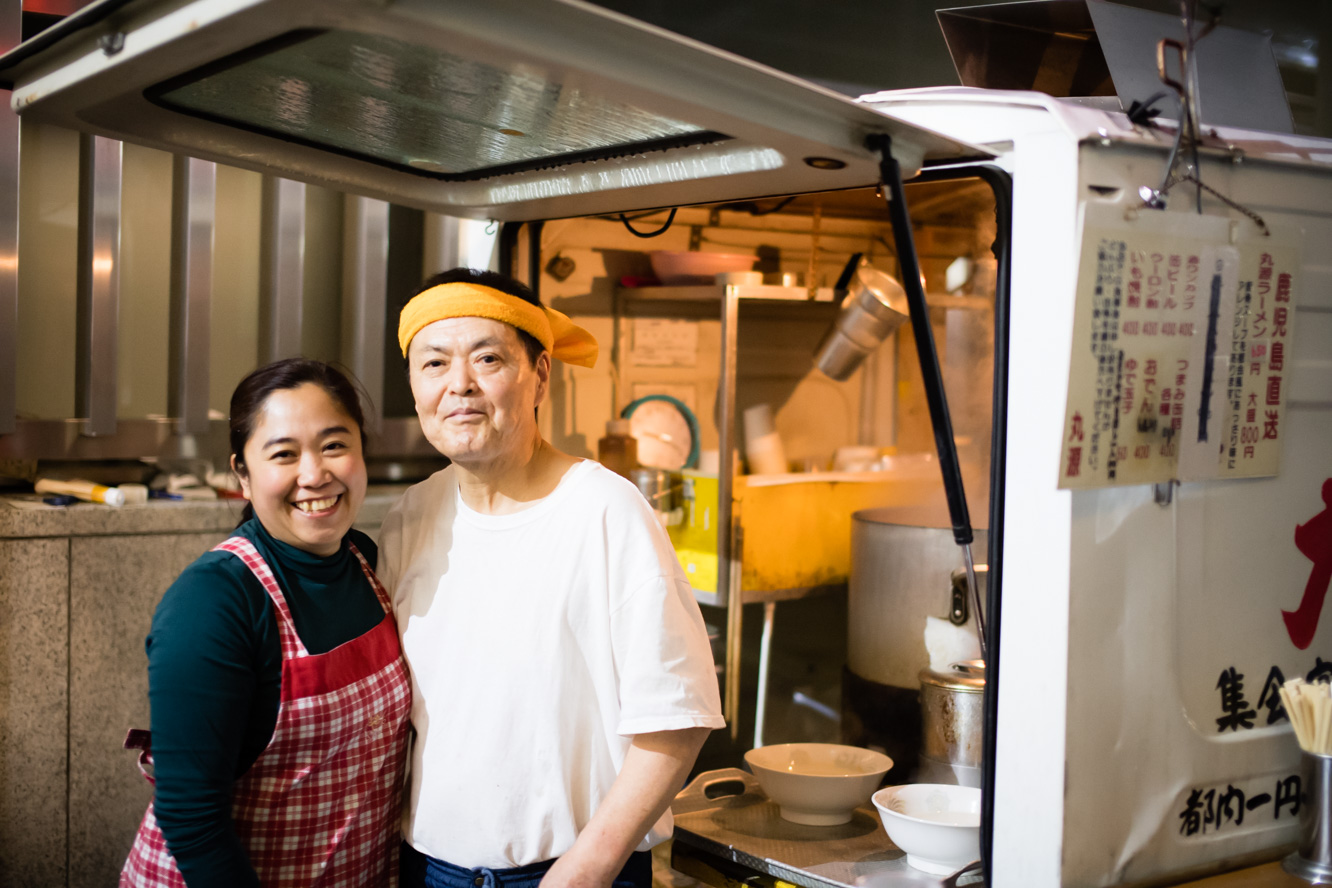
0;0;991;220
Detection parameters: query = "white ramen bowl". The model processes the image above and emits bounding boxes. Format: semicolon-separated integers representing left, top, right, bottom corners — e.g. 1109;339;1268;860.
744;743;892;826
872;783;981;875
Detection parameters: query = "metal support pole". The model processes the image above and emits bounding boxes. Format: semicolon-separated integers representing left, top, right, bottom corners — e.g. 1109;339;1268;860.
259;176;306;363
753;601;776;749
75;134;122;437
871;138;988;663
168;156;215;435
718;283;742;738
0;0;18;435
342;195;388;434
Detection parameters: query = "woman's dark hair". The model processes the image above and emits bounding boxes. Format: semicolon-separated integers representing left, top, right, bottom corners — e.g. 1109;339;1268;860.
408;267;546;366
230;358;368;526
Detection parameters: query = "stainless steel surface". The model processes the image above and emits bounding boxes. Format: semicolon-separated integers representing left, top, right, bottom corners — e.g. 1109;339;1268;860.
629;468;679;511
754;600;776;749
0;0;990;222
0;0;16;435
1285;752;1332;884
919;661;986;785
0;416;447;462
341;195;389;434
258;176;306;363
423;213;462;276
848;509;988;689
815;266;909;382
620;284;836;303
75;134;122;437
948;567;986;626
672;768;942;888
719;283;740;734
0;418;223;461
960;543;987;663
169;155;215;435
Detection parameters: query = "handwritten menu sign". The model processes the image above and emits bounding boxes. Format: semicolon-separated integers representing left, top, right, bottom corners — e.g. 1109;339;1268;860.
1059;205;1300;489
1178;237;1301;480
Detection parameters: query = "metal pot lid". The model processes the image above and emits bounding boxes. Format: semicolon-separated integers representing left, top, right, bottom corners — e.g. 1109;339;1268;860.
919;659;986;692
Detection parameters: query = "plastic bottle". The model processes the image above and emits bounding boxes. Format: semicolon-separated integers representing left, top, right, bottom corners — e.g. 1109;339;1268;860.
597;418;639;479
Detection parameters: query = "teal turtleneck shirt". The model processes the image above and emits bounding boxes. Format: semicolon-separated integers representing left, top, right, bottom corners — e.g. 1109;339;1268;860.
144;518;386;888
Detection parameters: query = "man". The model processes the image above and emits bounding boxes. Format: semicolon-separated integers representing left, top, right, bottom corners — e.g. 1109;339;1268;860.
379;268;725;888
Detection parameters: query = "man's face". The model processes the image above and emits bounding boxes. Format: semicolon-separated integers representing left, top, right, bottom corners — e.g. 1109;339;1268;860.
407;316;550;468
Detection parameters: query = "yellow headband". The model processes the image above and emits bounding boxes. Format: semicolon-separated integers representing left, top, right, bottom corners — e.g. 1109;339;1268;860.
398;282;598;369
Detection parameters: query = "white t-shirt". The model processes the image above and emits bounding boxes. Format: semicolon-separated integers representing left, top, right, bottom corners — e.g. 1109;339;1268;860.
378;459;725;869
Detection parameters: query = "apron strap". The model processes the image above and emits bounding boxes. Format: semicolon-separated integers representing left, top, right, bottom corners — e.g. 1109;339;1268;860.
347;541;392;614
213;536;309;659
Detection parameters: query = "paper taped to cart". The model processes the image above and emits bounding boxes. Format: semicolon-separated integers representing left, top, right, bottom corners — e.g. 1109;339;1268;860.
1058;203;1301;489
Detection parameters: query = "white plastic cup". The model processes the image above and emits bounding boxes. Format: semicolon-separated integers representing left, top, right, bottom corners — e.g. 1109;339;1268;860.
743;403;776;442
744;404;788;474
747;432;788;475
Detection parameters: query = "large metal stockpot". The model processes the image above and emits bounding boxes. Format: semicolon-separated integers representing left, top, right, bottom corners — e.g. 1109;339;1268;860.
841;505;986;783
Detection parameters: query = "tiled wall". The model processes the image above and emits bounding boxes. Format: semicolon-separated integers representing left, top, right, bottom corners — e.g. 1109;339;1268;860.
0;499;391;888
69;533;227;886
0;537;70;888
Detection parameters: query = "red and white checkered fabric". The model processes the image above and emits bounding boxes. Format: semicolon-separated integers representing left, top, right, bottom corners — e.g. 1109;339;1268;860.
121;536;411;887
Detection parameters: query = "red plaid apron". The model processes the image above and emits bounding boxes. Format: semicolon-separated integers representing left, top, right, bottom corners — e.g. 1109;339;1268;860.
121;536;411;887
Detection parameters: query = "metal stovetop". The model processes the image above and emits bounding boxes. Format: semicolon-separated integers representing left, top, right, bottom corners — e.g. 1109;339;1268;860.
670;769;957;888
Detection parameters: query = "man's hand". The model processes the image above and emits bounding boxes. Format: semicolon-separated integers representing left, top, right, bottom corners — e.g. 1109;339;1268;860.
538;727;711;888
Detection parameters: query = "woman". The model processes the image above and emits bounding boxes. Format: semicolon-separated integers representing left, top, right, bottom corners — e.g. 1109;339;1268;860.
121;359;411;888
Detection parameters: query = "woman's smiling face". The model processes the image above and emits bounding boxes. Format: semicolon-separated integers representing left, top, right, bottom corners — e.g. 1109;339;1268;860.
233;383;367;556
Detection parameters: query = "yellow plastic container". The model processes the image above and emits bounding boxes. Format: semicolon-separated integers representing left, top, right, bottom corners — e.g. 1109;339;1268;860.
668;467;946;599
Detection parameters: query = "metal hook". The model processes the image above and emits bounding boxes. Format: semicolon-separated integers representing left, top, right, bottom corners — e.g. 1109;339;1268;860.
1157;38;1187;98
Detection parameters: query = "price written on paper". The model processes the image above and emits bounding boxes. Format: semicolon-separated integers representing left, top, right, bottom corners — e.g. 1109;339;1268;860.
1059;207;1300;489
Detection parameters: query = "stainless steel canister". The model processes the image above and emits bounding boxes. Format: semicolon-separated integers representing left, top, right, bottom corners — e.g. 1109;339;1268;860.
918;660;986;788
1284;751;1332;883
814;265;909;381
630;468;680;512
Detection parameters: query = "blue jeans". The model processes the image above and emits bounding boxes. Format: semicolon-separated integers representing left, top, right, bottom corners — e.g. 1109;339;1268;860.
400;842;654;888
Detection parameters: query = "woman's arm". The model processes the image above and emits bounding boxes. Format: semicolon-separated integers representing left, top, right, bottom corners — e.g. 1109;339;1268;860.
538;727;710;888
146;558;272;888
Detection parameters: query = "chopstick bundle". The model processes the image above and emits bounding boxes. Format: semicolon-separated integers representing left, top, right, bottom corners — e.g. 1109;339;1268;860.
1280;678;1332;754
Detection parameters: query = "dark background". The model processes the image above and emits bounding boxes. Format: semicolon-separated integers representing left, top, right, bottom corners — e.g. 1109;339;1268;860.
589;0;1332;136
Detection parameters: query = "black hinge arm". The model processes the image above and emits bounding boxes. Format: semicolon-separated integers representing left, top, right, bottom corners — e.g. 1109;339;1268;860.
868;133;973;548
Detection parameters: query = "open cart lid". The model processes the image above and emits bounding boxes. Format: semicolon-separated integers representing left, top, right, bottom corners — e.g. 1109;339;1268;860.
0;0;992;220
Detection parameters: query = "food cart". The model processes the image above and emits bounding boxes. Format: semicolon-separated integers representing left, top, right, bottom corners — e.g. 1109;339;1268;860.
1;1;1331;885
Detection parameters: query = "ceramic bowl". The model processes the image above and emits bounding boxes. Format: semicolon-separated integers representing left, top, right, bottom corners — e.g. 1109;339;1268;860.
872;783;981;875
650;250;755;285
744;742;893;826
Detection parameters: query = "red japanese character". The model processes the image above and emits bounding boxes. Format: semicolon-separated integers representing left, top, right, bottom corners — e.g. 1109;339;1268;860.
1284;480;1332;650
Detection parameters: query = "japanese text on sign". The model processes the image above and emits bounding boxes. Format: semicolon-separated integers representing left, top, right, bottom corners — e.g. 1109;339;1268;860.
1177;773;1301;839
1061;207;1300;489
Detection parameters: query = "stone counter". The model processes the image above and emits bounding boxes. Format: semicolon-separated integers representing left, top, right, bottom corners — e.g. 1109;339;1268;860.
0;486;410;888
0;485;411;539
